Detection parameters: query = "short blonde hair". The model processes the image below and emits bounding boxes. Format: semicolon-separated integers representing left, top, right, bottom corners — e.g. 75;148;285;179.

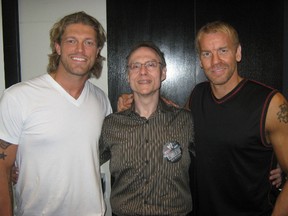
195;21;240;54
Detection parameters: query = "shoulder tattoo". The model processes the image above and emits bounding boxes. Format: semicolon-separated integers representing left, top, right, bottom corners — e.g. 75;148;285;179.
277;102;288;123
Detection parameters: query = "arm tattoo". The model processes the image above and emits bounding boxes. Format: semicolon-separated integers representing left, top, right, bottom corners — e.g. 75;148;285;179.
277;102;288;123
0;152;7;160
0;139;12;149
0;139;11;160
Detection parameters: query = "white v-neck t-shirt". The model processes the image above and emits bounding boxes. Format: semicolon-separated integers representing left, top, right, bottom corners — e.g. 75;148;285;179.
0;74;112;216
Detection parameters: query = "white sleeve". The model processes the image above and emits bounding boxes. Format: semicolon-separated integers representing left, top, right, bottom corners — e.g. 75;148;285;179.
0;91;23;144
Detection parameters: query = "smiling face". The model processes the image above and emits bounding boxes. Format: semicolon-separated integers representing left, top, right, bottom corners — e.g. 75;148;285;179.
55;23;100;78
127;46;166;97
199;31;241;88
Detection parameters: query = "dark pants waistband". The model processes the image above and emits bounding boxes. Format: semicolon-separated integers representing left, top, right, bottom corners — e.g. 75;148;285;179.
112;212;193;216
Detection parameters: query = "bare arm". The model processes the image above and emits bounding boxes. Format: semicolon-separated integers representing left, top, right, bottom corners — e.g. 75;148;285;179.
265;93;288;216
0;139;17;216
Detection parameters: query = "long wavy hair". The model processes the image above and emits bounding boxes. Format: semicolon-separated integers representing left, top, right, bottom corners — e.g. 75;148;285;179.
47;11;106;78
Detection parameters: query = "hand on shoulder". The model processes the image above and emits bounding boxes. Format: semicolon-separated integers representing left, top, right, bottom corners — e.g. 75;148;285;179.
117;93;134;112
161;96;180;108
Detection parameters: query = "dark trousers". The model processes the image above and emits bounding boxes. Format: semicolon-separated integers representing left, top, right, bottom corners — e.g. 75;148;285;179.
112;212;193;216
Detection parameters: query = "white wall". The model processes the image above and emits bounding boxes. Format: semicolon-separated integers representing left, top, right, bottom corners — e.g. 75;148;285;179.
18;1;111;215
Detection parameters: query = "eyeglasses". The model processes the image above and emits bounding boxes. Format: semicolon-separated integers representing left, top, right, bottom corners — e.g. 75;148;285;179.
127;61;162;73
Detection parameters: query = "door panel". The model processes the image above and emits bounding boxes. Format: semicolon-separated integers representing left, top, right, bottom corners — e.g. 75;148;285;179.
107;0;284;111
107;0;200;111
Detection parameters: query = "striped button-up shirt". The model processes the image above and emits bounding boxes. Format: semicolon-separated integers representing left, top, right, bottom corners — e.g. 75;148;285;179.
100;99;195;216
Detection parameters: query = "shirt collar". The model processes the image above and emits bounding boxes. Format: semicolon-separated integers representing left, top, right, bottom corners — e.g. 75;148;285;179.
123;97;176;118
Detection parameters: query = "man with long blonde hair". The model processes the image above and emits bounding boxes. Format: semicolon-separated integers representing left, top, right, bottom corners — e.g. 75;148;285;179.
0;11;111;216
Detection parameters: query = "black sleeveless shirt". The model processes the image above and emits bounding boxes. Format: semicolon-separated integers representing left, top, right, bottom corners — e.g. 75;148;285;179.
189;79;278;216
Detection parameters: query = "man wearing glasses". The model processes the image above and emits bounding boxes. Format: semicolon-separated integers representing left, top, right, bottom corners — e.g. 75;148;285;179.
99;41;195;216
